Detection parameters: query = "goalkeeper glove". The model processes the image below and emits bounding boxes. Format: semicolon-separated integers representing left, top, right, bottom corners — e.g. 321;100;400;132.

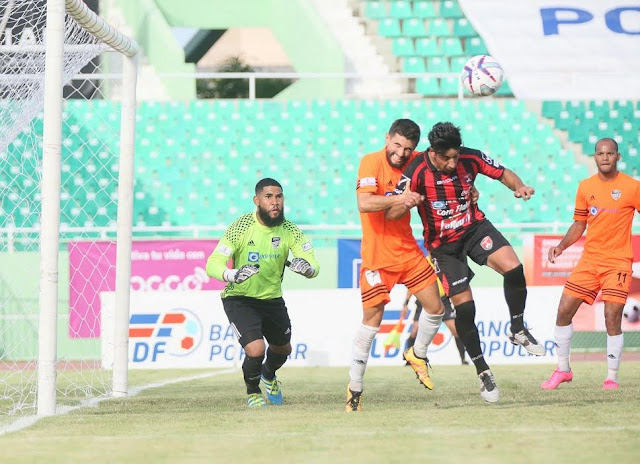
288;257;314;278
223;264;260;284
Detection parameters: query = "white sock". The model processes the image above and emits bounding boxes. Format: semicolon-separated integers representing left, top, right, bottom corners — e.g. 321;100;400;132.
348;324;378;392
606;333;623;382
555;323;573;372
413;311;443;358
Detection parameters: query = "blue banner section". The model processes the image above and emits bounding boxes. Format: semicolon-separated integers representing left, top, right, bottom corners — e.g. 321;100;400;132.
337;238;428;288
337;239;361;288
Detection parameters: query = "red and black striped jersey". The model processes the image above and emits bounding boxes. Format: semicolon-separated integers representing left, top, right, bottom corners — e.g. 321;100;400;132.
397;147;505;251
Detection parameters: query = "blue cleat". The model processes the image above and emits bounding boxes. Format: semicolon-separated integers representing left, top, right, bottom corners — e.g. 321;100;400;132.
261;375;283;405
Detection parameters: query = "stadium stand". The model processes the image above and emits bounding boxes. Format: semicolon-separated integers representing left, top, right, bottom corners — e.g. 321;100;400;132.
361;0;513;97
3;98;617;231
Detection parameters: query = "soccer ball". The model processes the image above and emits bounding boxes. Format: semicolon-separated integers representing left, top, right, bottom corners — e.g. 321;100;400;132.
460;55;504;97
623;301;639;323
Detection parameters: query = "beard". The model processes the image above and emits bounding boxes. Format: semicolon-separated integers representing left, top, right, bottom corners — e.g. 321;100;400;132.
257;205;285;227
386;150;408;169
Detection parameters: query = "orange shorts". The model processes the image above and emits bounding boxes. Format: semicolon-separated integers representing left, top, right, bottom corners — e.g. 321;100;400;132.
360;253;437;309
564;259;632;305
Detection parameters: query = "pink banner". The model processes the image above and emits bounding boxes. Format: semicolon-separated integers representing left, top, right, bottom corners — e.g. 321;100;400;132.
68;240;225;338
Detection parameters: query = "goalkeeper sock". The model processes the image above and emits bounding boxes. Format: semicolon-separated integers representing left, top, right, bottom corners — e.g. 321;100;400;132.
348;324;378;392
243;355;264;394
413;311;443;358
262;347;289;380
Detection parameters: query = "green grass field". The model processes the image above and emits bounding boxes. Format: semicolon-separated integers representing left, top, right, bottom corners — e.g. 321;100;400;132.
1;362;639;464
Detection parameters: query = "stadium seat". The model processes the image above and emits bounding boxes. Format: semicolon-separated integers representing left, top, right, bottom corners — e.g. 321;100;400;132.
452;18;475;37
389;0;413;19
441;37;464;56
541;101;562;119
403;57;426;73
402;18;427;37
439;76;460;96
416;77;441;96
415;37;441;56
465;36;488;55
413;0;437;18
378;18;402;37
440;0;464;18
392;37;415;56
427;56;450;73
364;0;387;19
427;18;450;36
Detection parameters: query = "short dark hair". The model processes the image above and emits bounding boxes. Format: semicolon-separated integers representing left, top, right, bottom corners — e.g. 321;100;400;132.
255;177;282;195
428;122;462;153
388;119;421;145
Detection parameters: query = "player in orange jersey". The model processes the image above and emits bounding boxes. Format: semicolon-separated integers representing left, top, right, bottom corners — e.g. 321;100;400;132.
542;138;640;391
346;119;446;412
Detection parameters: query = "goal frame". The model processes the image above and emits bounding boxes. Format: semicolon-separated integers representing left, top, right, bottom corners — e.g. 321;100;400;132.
37;0;138;416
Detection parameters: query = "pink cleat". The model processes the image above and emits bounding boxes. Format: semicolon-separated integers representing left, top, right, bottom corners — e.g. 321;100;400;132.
541;368;573;390
603;379;619;390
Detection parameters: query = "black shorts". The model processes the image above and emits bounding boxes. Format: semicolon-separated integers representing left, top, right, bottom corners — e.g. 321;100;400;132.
414;296;455;321
430;219;510;297
222;296;292;347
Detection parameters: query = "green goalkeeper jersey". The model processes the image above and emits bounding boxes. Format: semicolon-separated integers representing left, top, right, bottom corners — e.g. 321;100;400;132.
206;212;320;299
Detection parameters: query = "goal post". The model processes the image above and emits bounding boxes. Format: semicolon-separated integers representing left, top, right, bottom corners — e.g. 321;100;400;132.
0;0;138;419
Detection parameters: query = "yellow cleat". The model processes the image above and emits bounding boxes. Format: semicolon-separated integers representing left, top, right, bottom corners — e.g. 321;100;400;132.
345;386;363;412
403;347;434;390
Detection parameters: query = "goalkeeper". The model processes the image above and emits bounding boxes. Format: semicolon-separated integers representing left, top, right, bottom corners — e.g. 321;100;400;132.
206;178;320;408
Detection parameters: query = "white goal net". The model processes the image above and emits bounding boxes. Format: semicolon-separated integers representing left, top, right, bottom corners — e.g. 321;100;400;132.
0;0;137;421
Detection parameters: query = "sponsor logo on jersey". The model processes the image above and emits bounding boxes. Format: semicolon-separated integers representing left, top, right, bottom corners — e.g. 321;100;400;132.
590;206;598;216
481;151;500;167
248;251;259;262
436;176;457;185
271;237;281;248
611;189;621;201
480;236;493;251
302;241;312;252
431;200;448;209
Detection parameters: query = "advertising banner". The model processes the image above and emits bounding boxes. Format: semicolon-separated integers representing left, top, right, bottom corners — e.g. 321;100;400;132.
101;287;561;369
457;0;640;99
524;234;640;331
69;240;224;338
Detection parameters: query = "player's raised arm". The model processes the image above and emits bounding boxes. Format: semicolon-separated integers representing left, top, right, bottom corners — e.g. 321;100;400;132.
499;168;535;201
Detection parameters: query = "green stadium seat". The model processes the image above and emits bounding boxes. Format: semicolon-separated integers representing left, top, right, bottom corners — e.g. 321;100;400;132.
465;36;488;55
439;76;460;96
415;37;441;56
427;18;450;36
450;55;468;71
427;56;450;73
392;37;415;56
416;77;440;96
441;37;464;56
440;0;464;18
402;18;427;37
542;100;562;119
566;100;585;118
589;100;610;114
613;100;634;118
364;0;387;19
452;18;475;37
414;0;437;18
403;57;426;73
389;0;413;19
378;18;402;37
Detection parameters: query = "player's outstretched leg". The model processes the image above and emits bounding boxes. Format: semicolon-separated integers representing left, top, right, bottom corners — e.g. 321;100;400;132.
509;327;546;356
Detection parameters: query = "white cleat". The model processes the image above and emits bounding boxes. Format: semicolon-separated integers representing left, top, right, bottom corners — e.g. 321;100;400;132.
478;369;500;403
509;328;546;356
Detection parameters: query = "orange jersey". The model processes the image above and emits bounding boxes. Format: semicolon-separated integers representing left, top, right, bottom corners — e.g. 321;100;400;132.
357;149;422;270
573;172;640;266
